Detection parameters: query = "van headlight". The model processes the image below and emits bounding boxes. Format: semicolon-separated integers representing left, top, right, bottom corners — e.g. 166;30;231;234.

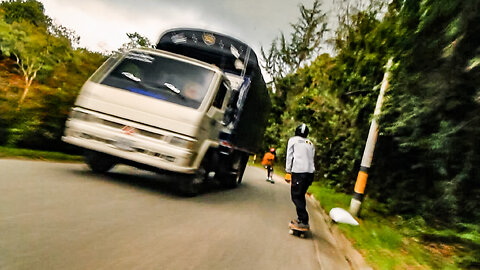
70;110;89;120
70;109;101;123
170;136;195;149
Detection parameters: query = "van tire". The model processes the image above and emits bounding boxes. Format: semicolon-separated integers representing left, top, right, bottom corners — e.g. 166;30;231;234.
179;158;208;196
84;150;116;173
179;177;202;197
221;153;248;188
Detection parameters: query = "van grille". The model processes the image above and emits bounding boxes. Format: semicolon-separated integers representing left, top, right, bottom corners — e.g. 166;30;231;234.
100;119;164;141
101;119;124;129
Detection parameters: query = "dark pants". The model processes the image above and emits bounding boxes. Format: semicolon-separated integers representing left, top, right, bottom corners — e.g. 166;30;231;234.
291;172;314;224
266;166;273;178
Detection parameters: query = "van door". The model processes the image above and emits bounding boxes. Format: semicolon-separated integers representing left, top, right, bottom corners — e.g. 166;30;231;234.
206;80;230;139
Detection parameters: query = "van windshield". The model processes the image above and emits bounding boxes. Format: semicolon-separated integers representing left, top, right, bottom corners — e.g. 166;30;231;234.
100;51;215;109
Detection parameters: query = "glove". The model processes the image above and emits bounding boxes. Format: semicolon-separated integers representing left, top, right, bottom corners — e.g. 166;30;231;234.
284;173;291;184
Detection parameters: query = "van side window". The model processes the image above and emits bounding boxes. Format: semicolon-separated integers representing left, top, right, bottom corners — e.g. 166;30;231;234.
213;81;228;109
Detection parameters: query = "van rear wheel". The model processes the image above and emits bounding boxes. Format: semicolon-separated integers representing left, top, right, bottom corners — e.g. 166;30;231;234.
221;153;248;188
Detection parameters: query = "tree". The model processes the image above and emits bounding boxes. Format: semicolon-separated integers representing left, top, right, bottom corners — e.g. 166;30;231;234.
119;32;152;52
50;23;80;48
259;0;329;152
0;0;104;150
0;0;50;27
332;0;386;46
261;0;328;80
0;21;69;106
377;0;480;224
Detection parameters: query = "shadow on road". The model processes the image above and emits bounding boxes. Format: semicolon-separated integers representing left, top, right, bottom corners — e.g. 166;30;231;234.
67;165;250;199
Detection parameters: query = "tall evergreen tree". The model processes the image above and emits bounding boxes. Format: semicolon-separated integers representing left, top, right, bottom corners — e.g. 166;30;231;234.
261;0;328;80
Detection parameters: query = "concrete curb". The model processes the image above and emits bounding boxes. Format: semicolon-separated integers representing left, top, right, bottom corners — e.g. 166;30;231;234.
306;194;373;270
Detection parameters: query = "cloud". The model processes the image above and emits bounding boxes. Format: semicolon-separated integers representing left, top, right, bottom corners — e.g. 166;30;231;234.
40;0;334;84
41;0;329;58
42;0;208;52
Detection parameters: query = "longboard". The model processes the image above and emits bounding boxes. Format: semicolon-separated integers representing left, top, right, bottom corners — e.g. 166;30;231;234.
288;222;309;238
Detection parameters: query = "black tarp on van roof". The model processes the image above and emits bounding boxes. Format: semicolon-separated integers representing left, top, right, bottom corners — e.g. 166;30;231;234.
156;28;259;75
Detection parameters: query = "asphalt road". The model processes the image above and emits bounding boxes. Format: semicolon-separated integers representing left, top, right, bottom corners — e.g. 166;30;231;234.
0;159;319;270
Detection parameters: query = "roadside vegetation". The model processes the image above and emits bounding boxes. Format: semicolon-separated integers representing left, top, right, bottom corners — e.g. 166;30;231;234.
0;146;82;161
309;182;480;269
250;156;479;269
0;0;150;153
260;0;479;268
0;0;479;268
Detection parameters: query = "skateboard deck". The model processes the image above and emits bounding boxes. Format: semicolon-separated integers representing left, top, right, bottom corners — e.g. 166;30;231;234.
288;222;309;238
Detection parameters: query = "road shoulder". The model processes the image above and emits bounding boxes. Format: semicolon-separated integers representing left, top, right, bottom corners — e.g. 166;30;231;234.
306;194;372;270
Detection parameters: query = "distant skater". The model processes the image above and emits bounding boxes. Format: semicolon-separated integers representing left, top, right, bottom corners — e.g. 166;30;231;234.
286;124;315;230
261;148;276;183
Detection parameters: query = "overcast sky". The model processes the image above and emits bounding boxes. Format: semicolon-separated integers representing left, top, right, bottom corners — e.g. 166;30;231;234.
41;0;334;56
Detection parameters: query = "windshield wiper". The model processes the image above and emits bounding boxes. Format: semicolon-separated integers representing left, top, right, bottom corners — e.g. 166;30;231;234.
121;72;141;82
121;72;185;100
121;71;151;90
164;82;186;100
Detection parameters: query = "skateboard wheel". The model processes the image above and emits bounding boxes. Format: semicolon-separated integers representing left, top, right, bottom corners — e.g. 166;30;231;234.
288;229;294;235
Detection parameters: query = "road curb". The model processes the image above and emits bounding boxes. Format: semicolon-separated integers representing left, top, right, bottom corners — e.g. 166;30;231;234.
306;194;373;270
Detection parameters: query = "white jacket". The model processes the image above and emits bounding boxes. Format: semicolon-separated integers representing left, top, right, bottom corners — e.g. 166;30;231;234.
285;136;315;173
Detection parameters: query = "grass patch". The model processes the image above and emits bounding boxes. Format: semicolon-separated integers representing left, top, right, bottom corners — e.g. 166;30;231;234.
237;158;479;269
0;146;83;162
307;181;476;270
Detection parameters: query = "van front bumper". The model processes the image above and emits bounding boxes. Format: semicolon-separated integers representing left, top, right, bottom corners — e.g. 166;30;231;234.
63;119;197;174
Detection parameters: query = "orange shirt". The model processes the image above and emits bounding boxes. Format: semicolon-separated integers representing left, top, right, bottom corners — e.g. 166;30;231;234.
261;152;275;166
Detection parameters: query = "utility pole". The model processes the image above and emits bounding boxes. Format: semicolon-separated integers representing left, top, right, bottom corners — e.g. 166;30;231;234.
349;58;393;216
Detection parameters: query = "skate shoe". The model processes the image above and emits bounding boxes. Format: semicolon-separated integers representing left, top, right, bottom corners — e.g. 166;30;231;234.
290;219;309;229
290;219;300;225
296;222;309;229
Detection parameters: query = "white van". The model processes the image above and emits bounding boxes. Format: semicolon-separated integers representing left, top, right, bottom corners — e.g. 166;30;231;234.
64;29;270;195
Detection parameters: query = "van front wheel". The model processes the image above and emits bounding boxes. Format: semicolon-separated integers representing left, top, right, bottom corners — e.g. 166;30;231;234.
84;150;116;173
179;160;207;196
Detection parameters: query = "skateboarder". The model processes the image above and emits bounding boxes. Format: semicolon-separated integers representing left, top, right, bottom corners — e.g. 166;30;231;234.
286;123;315;230
261;148;276;183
